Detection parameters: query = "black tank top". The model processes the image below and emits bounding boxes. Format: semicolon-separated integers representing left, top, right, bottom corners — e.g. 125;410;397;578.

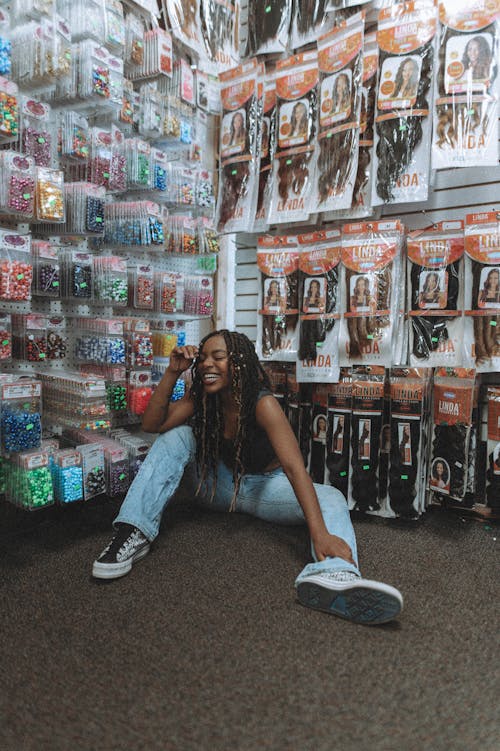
219;389;278;474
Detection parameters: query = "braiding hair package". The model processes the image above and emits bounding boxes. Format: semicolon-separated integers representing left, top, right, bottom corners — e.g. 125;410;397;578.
166;0;202;54
268;51;319;226
429;369;475;503
316;12;364;214
347;367;385;513
339;219;405;367
308;383;331;483
290;0;335;58
254;74;277;232
387;371;430;519
239;0;292;57
199;0;240;74
256;234;299;361
432;1;499;169
326;371;352;499
296;229;341;382
407;221;465;367
373;0;437;205
485;386;500;511
216;58;263;234
464;211;500;372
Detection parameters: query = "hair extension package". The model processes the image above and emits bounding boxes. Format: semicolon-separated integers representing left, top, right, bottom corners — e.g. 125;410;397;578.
407;221;465;367
326;370;352;499
339;220;405;367
254;74;277;233
308;383;333;483
296;229;341;383
348;367;385;513
316;12;364;215
198;0;240;75
290;0;335;51
484;386;500;512
388;370;430;519
256;234;299;361
464;211;500;372
429;369;476;505
239;0;292;57
432;1;499;169
373;0;437;205
216;58;263;234
267;51;319;226
166;0;202;54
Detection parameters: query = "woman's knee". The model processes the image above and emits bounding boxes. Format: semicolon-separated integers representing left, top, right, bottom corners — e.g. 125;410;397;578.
148;425;196;462
314;484;349;513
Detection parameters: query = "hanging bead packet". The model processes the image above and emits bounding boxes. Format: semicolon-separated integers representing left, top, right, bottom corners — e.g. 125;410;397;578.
12;313;48;362
296;229;342;383
316;12;365;214
0;151;36;219
0;77;18;142
268;50;319;226
35;166;65;222
63;250;93;300
0;231;33;302
32;241;60;298
52;449;84;504
407;221;465;366
432;0;499;169
20;97;55;167
78;443;106;500
0;312;12;362
0;379;42;455
373;0;437;205
46;316;67;359
6;450;54;510
257;235;300;361
94;256;128;306
464;211;500;372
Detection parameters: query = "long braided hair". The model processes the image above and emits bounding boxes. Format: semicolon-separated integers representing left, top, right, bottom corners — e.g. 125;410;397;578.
190;329;271;509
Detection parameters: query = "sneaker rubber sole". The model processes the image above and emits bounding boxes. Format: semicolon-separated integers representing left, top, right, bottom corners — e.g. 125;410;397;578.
296;576;403;625
92;543;151;580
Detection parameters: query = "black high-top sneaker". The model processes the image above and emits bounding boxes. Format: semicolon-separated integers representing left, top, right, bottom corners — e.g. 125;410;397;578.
92;523;150;580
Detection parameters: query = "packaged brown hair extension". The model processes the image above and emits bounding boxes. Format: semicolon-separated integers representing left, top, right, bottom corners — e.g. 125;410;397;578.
407;221;465;367
464;211;500;372
239;0;292;57
429;370;476;504
254;74;277;233
339;220;405;367
166;0;202;53
316;12;364;214
296;229;341;383
348;367;385;513
290;0;335;51
432;1;499;169
199;0;239;74
256;234;299;361
326;371;352;499
268;51;319;226
484;386;500;511
216;59;263;234
373;0;437;205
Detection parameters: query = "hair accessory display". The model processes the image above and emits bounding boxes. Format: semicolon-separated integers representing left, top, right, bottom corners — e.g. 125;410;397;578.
0;231;32;302
432;1;499;169
407;221;465;366
373;0;437;205
0;378;42;455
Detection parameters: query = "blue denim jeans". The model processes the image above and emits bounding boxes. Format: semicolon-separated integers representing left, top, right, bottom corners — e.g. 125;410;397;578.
115;426;361;582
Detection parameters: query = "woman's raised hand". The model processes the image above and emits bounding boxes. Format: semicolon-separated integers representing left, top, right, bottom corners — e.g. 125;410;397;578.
167;345;199;375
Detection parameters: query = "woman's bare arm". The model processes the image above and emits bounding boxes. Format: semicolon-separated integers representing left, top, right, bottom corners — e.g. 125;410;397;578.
141;346;197;433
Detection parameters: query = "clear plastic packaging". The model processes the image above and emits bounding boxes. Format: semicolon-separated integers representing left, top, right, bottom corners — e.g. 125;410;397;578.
254;75;277;233
12;313;48;362
35;166;65;222
0;378;42;455
5;449;54;510
290;0;335;51
182;274;213;316
94;256;128;306
52;449;84;504
0;231;32;301
0;152;36;219
0;77;19;143
37;370;111;433
129;262;154;310
74;318;126;365
155;271;177;313
62;250;93;300
199;0;239;73
240;0;292;57
19;97;56;167
0;312;12;363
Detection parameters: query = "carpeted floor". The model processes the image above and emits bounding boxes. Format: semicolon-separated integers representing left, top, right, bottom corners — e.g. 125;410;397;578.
0;495;498;751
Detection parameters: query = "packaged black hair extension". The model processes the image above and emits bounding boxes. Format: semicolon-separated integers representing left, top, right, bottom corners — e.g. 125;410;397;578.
326;372;352;498
373;0;437;205
216;59;263;234
387;373;427;519
268;51;319;226
198;0;239;74
298;382;313;468
429;370;475;504
339;220;405;367
309;384;331;483
407;221;465;367
485;386;500;511
254;75;277;233
432;1;499;169
285;365;300;440
316;12;364;214
296;229;341;383
348;367;385;513
464;212;500;373
377;377;391;511
256;234;299;361
290;0;335;53
239;0;292;57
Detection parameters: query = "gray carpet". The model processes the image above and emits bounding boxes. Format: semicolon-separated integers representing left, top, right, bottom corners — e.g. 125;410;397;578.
0;496;498;751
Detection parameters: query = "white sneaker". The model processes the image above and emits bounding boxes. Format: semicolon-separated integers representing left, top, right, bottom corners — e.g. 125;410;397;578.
296;570;403;625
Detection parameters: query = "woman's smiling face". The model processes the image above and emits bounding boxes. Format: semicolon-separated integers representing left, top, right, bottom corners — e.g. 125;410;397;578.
197;335;231;393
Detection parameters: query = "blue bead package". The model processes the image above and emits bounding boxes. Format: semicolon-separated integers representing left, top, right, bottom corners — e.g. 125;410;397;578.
0;380;43;456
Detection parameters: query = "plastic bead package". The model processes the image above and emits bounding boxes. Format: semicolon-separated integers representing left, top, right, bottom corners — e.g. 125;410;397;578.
464;211;500;372
37;370;111;432
0;151;36;219
0;231;32;302
339;220;405;367
74;318;126;365
296;229;341;383
373;0;437;205
256;235;299;361
0;378;42;456
0;312;12;362
316;13;364;213
94;256;128;305
0;77;19;143
432;0;499;169
51;448;83;504
5;449;54;510
19;97;56;168
35;166;65;222
407;221;465;366
216;58;262;234
12;313;49;362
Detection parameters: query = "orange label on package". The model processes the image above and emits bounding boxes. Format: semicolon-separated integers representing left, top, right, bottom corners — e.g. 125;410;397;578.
341;241;397;271
407;235;464;266
433;382;474;425
275;55;318;100
439;0;500;31
257;249;299;276
258;234;297;249
221;79;256;111
318;31;363;73
487;387;500;440
299;246;341;274
378;2;437;53
363;51;379;81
